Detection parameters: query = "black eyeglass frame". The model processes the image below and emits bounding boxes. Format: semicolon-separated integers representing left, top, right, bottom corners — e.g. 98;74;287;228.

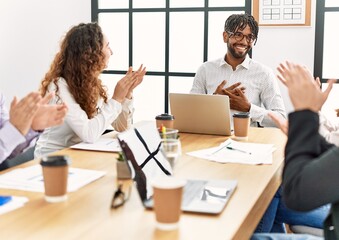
111;183;131;209
227;31;257;45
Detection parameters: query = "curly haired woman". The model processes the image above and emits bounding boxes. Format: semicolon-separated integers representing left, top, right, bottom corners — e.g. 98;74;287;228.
34;22;146;157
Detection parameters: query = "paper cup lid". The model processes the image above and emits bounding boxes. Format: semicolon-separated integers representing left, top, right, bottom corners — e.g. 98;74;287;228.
151;176;186;189
40;155;71;167
233;112;250;118
155;113;174;120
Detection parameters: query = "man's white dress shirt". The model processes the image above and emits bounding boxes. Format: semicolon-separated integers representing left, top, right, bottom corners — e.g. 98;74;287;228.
190;55;286;127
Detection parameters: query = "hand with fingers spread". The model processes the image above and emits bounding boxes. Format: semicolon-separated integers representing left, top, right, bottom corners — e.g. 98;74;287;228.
125;64;146;99
277;61;336;112
113;65;147;103
9;92;42;135
224;87;251;112
32;92;68;131
224;83;246;96
112;67;134;103
213;80;228;95
9;92;68;134
213;80;245;96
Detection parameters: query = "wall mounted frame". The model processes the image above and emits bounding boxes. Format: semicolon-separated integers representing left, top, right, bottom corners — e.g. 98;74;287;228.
253;0;311;26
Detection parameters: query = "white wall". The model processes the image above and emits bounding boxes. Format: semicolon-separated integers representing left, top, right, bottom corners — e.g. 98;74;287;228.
0;0;91;105
252;0;317;114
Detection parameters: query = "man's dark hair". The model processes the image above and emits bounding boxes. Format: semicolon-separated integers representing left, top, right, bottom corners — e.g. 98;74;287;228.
224;13;259;39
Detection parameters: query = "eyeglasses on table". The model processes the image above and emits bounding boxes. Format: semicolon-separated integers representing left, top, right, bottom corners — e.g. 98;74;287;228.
111;182;132;209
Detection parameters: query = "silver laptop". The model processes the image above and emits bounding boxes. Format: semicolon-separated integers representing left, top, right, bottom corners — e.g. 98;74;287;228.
169;93;232;136
117;121;237;214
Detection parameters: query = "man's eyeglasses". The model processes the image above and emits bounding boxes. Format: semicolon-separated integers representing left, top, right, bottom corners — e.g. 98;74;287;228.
111;183;131;209
227;31;257;44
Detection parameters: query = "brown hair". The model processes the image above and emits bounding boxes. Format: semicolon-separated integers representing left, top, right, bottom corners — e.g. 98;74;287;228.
40;22;108;118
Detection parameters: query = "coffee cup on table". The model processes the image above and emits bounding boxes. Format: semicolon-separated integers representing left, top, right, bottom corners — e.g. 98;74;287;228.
151;176;186;231
233;112;250;141
40;155;71;203
155;113;175;129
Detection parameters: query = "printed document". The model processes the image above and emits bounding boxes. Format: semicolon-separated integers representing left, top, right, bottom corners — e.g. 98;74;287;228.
70;138;121;152
0;165;106;192
187;139;275;165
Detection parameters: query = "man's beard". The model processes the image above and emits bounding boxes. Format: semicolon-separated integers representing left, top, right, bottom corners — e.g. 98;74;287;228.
227;42;250;59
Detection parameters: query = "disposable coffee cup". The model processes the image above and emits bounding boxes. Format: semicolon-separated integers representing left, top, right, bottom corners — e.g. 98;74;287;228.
151;176;186;231
40;155;71;203
233;112;250;141
155;113;175;129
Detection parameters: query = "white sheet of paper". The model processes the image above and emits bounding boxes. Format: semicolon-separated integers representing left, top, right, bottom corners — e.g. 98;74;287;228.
0;165;106;192
0;196;28;215
70;138;121;152
187;139;275;165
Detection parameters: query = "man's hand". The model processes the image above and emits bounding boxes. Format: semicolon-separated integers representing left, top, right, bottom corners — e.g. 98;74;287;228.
224;88;251;112
213;80;245;96
9;92;42;135
10;92;68;134
32;102;68;131
213;80;249;111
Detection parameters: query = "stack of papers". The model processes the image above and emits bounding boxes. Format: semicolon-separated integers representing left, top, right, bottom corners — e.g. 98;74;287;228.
0;165;106;192
187;139;276;165
70;138;121;152
0;195;28;215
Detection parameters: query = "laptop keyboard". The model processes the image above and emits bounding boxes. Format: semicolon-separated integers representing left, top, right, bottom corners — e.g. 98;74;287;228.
182;180;208;207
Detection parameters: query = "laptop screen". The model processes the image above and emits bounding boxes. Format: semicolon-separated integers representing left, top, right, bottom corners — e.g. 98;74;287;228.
169;93;232;136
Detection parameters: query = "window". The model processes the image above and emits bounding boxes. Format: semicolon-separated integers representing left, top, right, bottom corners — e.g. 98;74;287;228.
314;1;339;81
92;0;251;122
314;1;339;116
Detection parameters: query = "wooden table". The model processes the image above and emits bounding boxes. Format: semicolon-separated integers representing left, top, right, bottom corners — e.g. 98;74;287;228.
0;127;286;240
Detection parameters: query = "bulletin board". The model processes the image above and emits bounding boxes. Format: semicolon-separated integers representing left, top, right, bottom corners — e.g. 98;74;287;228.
253;0;311;26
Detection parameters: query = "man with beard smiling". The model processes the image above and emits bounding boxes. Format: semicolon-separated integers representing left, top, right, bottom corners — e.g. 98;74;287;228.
190;13;285;128
190;13;328;236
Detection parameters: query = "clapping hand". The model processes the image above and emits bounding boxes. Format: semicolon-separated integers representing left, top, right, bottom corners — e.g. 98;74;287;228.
213;80;249;111
277;61;336;112
213;80;246;96
9;92;42;135
10;92;68;135
223;87;251;112
113;64;147;102
31;92;68;131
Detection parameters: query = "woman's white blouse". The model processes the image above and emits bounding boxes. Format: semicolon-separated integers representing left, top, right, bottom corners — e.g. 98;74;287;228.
34;78;134;157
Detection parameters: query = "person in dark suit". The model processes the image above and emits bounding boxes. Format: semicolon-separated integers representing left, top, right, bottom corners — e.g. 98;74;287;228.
252;62;337;240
